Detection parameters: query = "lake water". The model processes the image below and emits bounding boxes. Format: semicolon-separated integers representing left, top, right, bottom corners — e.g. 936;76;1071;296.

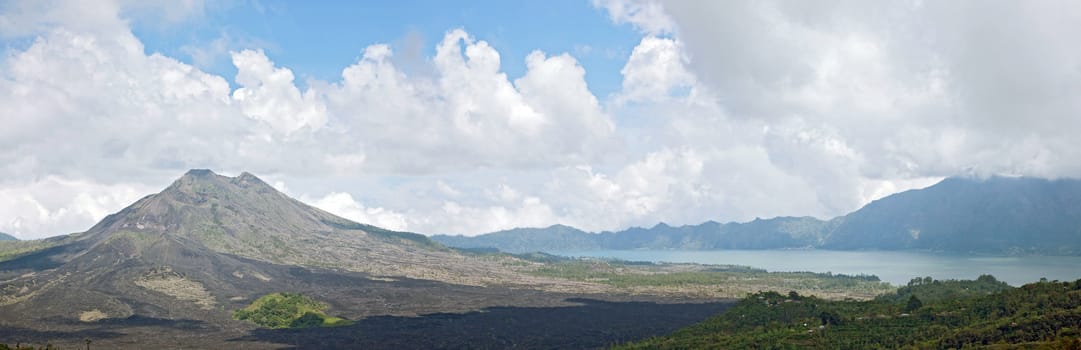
548;250;1081;286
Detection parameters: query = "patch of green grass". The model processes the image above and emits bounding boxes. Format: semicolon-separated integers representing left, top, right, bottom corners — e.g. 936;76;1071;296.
0;239;58;262
233;292;353;329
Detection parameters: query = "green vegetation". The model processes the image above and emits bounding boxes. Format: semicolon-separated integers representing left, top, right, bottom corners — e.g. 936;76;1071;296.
512;251;577;264
618;276;1081;349
233;292;353;329
527;259;892;299
880;274;1012;304
0;239;56;263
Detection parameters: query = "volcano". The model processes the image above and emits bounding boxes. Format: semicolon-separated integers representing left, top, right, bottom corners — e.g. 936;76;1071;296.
0;170;593;325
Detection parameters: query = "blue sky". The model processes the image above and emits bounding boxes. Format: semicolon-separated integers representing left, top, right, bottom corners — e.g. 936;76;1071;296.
130;0;640;97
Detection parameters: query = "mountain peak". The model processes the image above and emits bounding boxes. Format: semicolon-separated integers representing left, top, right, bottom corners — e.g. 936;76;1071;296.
184;168;217;177
232;171;272;189
75;169;446;269
172;169;228;188
167;169;274;194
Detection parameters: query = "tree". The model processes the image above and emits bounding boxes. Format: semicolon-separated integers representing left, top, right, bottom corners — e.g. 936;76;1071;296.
289;311;327;328
905;295;923;312
819;311;841;326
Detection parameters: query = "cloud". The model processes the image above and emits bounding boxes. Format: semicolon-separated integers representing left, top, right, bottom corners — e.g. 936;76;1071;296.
304;192;409;232
6;1;1081;239
2;20;618;181
616;36;694;104
321;29;618;173
0;177;151;239
660;0;1081;178
301;182;560;236
0;8;620;236
591;0;674;35
435;197;558;235
0;0;205;38
0;0;126;37
231;49;328;136
579;0;1081;226
0;28;249;182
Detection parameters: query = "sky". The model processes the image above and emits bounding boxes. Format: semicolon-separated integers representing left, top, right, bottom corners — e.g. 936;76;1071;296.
2;0;1080;239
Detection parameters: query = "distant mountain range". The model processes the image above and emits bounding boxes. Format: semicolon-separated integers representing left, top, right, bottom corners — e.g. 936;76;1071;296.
0;232;15;241
434;177;1081;255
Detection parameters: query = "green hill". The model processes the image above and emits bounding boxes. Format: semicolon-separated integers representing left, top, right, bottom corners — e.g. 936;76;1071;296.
618;276;1081;349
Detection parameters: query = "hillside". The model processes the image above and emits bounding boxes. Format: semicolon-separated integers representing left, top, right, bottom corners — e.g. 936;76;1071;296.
619;276;1081;349
0;232;15;241
0;170;598;325
823;176;1081;254
436;176;1081;255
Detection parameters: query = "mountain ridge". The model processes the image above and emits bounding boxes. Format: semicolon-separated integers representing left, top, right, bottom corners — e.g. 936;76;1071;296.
434;176;1081;255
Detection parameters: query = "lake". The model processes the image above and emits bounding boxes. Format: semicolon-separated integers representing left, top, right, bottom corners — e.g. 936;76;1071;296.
548;249;1081;286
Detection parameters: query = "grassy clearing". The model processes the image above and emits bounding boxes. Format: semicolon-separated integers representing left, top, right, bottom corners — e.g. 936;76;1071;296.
0;240;57;263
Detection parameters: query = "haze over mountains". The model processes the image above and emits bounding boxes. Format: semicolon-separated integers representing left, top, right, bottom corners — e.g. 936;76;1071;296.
434;176;1081;255
0;232;15;241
